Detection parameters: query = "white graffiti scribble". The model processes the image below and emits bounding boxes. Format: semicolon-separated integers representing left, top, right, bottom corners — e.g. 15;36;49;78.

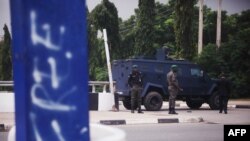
57;86;77;102
29;10;88;140
52;120;65;141
33;59;44;83
47;57;59;89
30;113;42;141
31;84;76;111
32;57;61;89
33;55;72;90
30;10;65;51
65;51;72;59
80;127;88;135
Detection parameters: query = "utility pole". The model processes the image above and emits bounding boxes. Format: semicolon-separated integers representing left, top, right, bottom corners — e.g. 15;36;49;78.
198;0;204;54
103;29;114;96
216;0;222;48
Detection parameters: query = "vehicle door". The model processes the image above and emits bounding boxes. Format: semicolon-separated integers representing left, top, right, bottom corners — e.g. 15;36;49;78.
176;65;193;96
189;66;210;95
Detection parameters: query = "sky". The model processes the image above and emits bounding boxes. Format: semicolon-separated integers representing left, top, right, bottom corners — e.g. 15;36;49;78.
1;0;250;36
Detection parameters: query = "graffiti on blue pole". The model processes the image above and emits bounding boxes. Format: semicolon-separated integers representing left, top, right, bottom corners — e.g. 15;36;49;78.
10;0;89;141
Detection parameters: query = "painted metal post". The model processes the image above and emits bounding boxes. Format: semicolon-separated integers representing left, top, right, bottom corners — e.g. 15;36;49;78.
10;0;89;141
216;0;222;48
103;29;115;102
198;0;204;54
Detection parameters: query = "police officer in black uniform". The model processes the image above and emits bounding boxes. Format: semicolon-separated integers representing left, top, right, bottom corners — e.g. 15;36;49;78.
128;65;143;114
218;72;231;114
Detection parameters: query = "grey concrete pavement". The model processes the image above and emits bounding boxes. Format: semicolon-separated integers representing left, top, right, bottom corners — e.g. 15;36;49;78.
90;110;204;125
0;113;14;131
1;100;250;131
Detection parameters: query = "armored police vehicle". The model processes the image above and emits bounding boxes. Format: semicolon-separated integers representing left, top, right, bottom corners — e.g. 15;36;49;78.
112;48;219;111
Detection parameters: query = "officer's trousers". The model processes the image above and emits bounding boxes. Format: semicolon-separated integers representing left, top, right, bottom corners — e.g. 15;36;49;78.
219;95;229;113
169;89;178;109
131;85;142;110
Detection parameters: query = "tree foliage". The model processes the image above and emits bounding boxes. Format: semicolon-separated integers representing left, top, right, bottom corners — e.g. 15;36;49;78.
174;0;197;60
0;24;12;81
135;0;156;56
119;1;175;58
197;10;250;98
196;44;220;77
154;2;175;49
0;24;12;91
119;15;137;58
90;0;121;59
88;0;120;80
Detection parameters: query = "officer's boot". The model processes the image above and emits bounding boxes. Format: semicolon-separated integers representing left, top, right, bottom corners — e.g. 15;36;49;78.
168;105;172;114
131;102;135;113
224;107;227;114
168;108;172;114
138;106;143;114
219;106;222;113
172;107;178;115
131;108;134;113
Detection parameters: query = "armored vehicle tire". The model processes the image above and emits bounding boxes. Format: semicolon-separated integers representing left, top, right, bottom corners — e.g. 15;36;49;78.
209;91;220;110
122;97;138;110
186;99;203;109
144;91;163;111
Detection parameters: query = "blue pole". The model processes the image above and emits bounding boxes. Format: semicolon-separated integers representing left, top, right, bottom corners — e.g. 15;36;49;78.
10;0;89;140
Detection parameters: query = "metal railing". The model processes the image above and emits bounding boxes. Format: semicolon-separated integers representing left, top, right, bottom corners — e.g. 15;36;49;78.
0;81;115;93
0;81;14;87
89;81;115;93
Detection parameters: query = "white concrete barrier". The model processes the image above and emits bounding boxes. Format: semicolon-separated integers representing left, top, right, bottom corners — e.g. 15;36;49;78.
98;92;115;111
89;92;115;111
1;81;115;112
0;91;115;112
0;92;15;112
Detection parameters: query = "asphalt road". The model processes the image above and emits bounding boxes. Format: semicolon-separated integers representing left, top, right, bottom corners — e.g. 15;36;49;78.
0;123;223;141
116;123;223;141
1;106;250;141
114;107;250;141
0;132;8;141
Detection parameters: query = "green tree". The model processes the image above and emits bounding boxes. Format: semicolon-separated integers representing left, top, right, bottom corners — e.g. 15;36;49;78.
221;29;250;98
135;0;156;56
0;24;12;91
0;24;12;81
196;44;220;77
87;9;98;80
88;9;107;80
119;2;178;58
88;0;120;81
174;0;197;60
90;0;121;60
154;2;175;49
197;10;250;98
202;7;234;45
0;40;3;73
119;15;137;58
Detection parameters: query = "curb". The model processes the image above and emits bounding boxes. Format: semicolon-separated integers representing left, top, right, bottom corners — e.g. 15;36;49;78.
169;103;237;109
98;117;203;125
158;118;179;123
188;105;248;109
100;120;126;125
235;105;250;109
